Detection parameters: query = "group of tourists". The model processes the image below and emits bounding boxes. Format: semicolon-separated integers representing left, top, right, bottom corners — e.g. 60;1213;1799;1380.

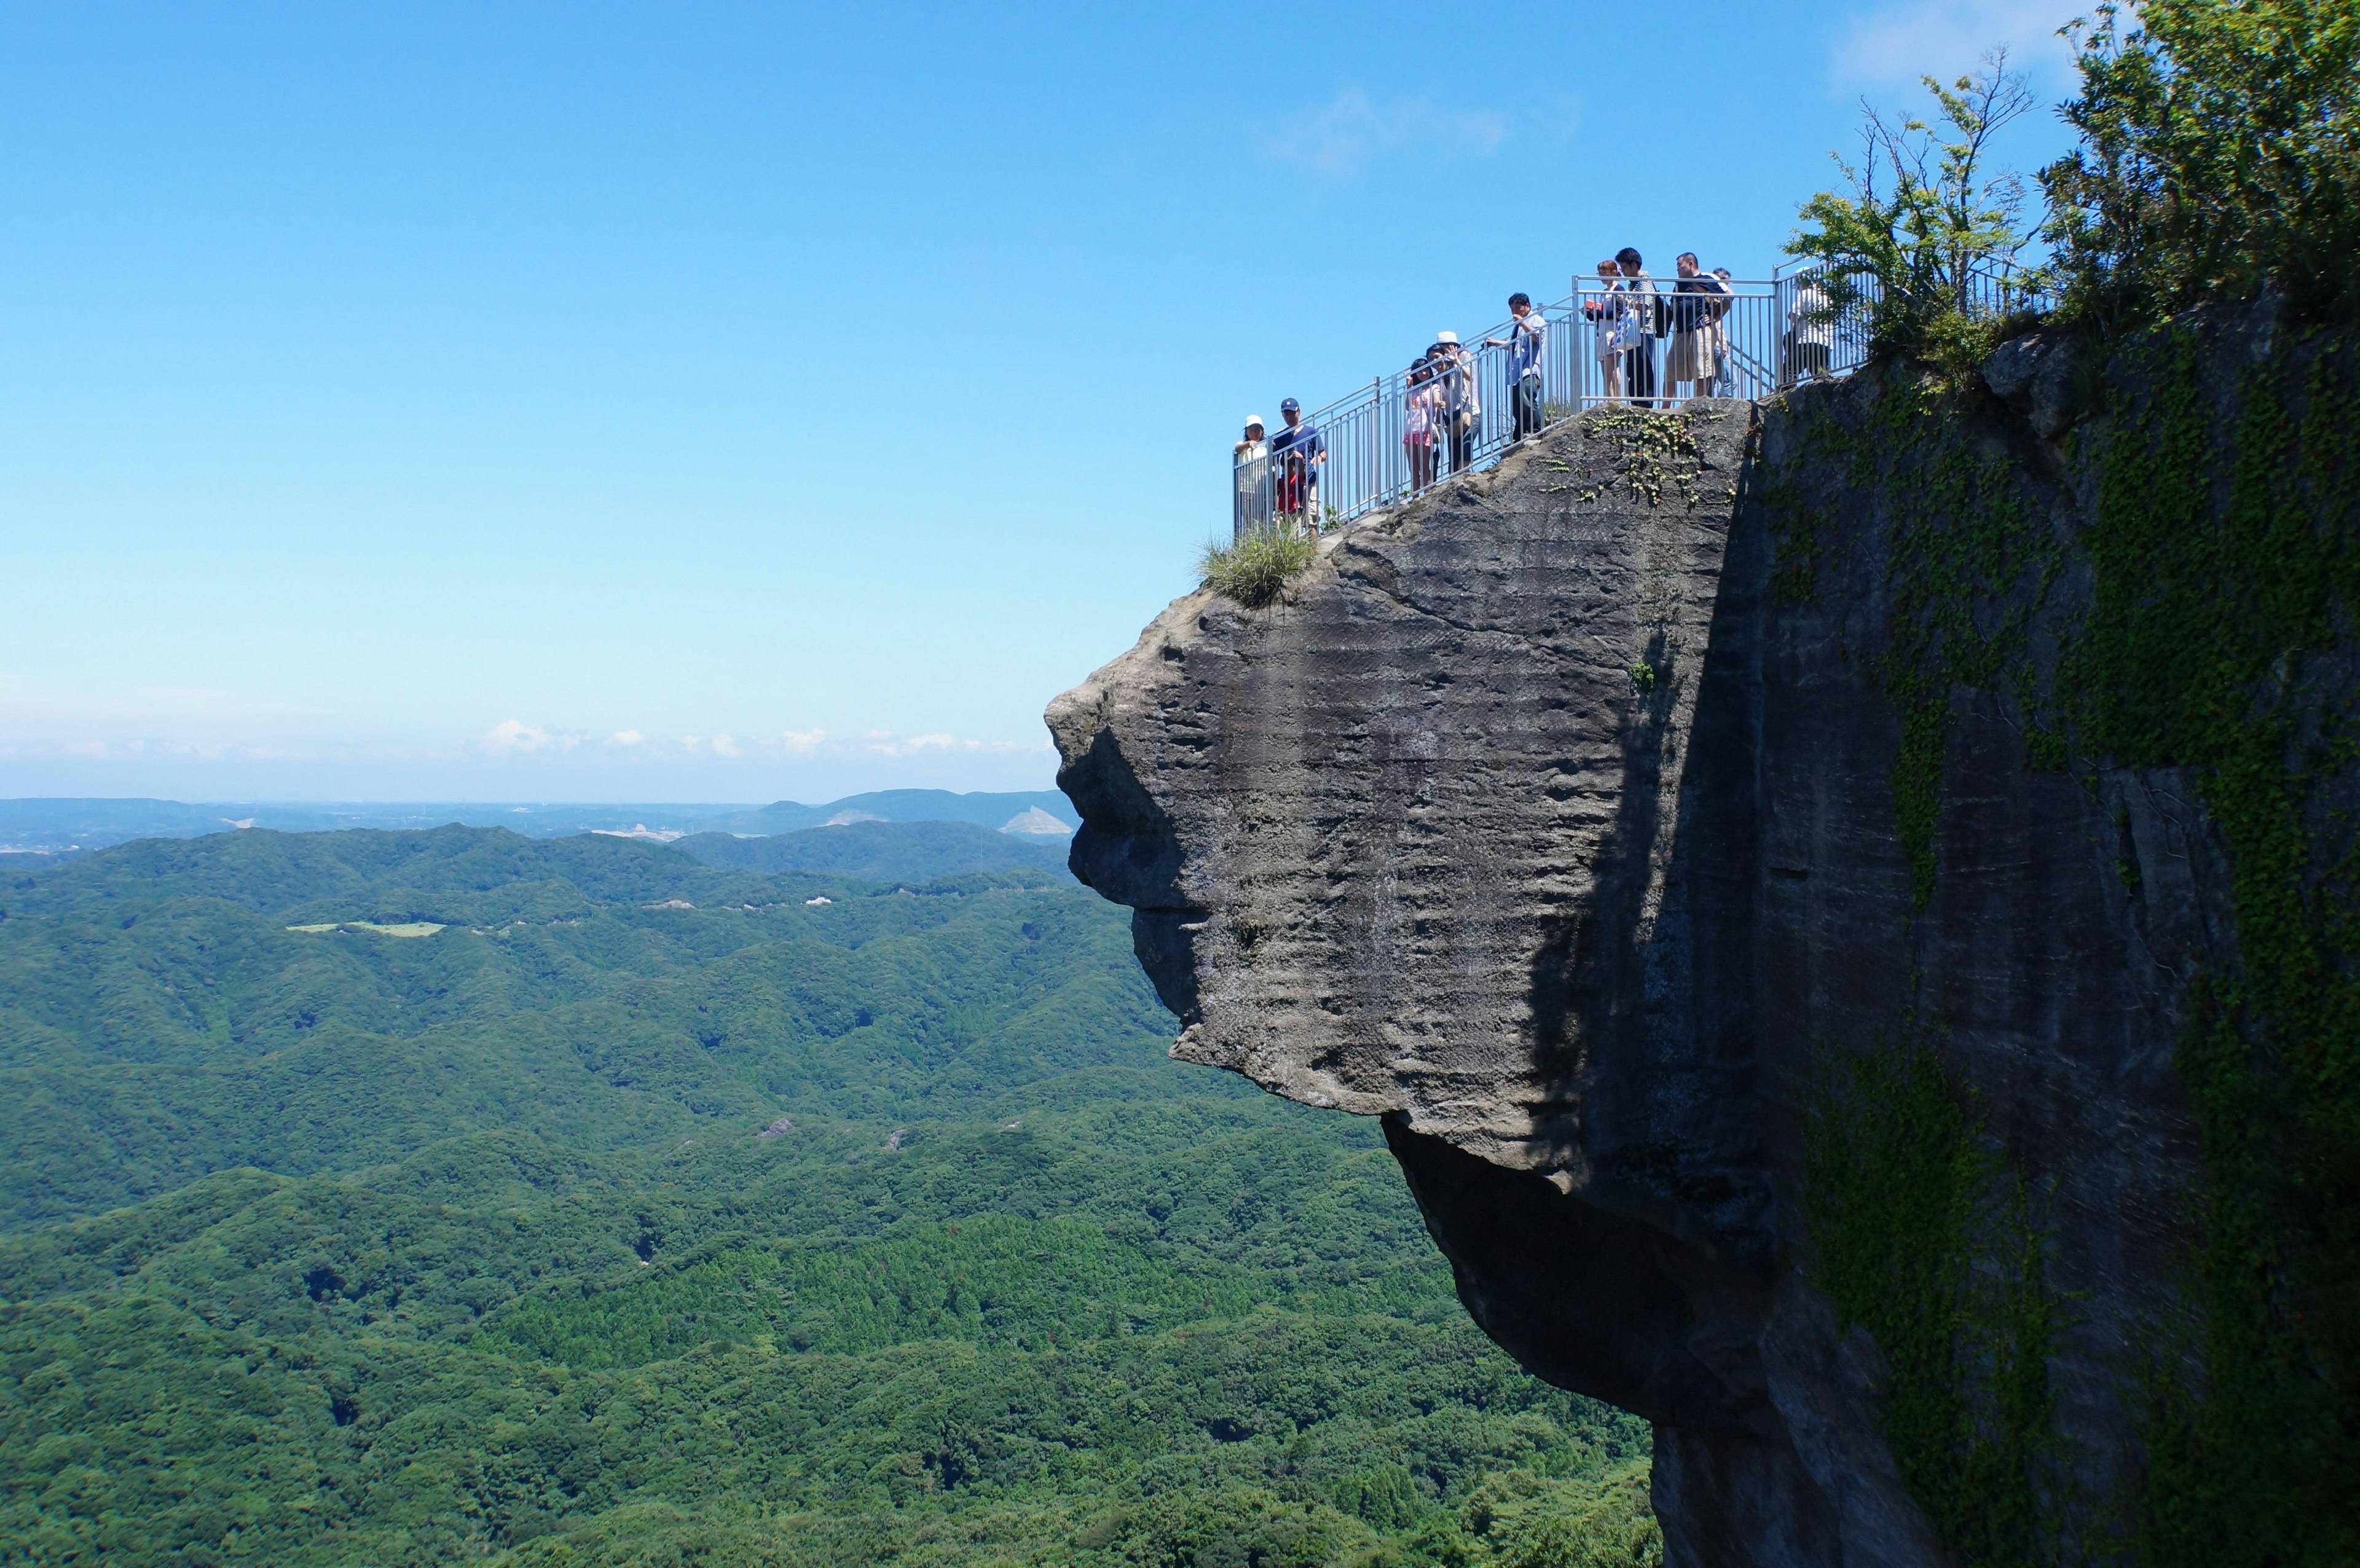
1232;250;1843;535
1585;248;1739;407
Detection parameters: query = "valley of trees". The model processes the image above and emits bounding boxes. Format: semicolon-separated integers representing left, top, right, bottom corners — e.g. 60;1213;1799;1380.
0;826;1658;1566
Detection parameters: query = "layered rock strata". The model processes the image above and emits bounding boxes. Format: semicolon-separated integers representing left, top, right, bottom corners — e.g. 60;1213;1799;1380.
1047;315;2346;1566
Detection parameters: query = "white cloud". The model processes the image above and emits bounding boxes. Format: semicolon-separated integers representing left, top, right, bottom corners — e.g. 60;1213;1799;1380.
1831;0;2085;90
608;729;647;748
482;719;582;755
858;731;1034;759
777;728;827;755
710;733;742;758
1264;89;1512;178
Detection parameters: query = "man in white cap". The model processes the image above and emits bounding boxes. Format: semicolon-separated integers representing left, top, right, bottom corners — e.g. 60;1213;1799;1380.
1432;331;1481;474
1232;415;1270;539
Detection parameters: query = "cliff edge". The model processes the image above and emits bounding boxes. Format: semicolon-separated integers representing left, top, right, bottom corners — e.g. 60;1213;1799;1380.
1048;306;2359;1567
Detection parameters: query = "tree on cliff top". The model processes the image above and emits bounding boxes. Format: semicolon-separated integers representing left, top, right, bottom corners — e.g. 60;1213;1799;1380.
1785;51;2044;370
1793;0;2360;352
2042;0;2360;331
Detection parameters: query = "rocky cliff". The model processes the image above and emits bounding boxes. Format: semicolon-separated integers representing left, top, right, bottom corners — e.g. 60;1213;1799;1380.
1047;305;2358;1567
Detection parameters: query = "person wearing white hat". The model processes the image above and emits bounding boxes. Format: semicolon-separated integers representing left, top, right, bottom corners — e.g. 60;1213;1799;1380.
1232;415;1270;539
1430;331;1481;476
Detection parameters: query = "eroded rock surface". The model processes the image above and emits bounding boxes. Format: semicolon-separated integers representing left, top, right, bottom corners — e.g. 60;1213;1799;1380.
1049;403;1938;1563
1048;324;2330;1567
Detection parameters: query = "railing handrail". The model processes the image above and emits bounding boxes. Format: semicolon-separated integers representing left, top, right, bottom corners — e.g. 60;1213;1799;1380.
1291;276;1787;431
1230;262;2044;538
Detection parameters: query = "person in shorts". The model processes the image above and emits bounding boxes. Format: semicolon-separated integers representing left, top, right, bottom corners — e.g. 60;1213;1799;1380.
1664;253;1729;406
1403;355;1442;493
1583;259;1628;404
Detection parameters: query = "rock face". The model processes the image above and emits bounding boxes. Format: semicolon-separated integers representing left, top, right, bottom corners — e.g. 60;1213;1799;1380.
1047;313;2353;1566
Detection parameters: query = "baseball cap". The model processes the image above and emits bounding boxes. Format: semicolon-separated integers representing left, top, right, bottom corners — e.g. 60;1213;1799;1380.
1434;331;1460;345
1245;414;1265;428
1280;397;1300;413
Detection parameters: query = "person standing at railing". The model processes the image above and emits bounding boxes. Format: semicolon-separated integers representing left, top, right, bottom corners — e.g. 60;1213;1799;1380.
1403;356;1442;494
1664;253;1731;407
1269;397;1326;534
1782;275;1833;386
1583;259;1629;404
1613;248;1662;408
1708;268;1739;397
1432;331;1481;474
1484;292;1548;442
1233;415;1270;538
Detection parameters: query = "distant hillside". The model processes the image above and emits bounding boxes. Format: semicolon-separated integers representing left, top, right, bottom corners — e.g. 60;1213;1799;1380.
713;789;1076;836
0;790;1076;853
0;825;1106;1228
673;819;1074;883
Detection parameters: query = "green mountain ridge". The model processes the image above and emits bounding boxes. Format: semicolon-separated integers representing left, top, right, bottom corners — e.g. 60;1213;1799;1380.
0;827;1657;1566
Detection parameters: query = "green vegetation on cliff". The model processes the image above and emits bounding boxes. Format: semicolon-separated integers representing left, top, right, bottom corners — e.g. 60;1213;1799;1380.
2068;325;2360;1568
0;827;1657;1567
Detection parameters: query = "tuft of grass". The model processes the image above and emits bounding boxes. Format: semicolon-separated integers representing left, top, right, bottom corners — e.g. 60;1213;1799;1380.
1200;527;1319;608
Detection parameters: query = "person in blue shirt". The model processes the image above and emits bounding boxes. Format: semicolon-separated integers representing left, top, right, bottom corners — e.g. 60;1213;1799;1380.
1269;397;1327;533
1485;292;1548;441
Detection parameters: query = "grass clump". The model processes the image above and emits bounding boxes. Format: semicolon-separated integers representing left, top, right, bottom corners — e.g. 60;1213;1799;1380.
1200;526;1318;608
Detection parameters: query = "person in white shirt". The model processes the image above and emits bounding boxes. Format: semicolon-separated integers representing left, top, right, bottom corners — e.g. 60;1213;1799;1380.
1233;416;1270;538
1484;292;1549;441
1709;267;1739;397
1582;258;1629;404
1784;276;1835;386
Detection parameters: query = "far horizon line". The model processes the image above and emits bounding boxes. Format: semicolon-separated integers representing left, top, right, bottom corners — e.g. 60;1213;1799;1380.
0;786;1064;808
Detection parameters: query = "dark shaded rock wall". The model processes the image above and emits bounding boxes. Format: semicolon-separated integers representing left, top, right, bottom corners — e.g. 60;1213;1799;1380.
1047;313;2338;1566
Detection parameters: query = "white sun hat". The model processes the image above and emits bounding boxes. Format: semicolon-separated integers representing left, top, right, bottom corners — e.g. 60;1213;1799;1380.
1434;330;1460;345
1245;413;1265;427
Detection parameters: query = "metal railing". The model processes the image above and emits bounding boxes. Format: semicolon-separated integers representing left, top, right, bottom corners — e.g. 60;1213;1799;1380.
1231;262;2047;538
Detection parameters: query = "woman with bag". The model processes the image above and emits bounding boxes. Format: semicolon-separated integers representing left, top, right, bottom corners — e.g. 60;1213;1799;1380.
1582;259;1627;404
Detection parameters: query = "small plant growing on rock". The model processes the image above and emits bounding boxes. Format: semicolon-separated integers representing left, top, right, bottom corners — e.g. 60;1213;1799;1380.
1630;660;1658;694
1200;527;1318;608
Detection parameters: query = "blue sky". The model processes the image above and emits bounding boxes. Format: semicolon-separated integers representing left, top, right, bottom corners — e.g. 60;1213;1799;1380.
1;0;2083;803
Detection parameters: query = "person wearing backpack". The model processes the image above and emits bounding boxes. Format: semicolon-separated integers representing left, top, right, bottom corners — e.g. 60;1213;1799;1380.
1665;253;1730;407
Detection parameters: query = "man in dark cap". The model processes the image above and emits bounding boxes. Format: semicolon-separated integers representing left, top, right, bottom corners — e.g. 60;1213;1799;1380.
1269;396;1326;533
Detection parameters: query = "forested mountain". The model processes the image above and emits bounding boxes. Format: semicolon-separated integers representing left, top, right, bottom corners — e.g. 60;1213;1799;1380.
671;819;1072;884
0;828;1654;1566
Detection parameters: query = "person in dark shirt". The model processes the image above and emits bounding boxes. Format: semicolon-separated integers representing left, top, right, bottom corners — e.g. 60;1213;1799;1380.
1664;253;1731;407
1269;397;1327;533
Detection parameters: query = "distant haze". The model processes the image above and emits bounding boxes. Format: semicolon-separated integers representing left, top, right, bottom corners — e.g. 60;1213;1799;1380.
0;790;1075;857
